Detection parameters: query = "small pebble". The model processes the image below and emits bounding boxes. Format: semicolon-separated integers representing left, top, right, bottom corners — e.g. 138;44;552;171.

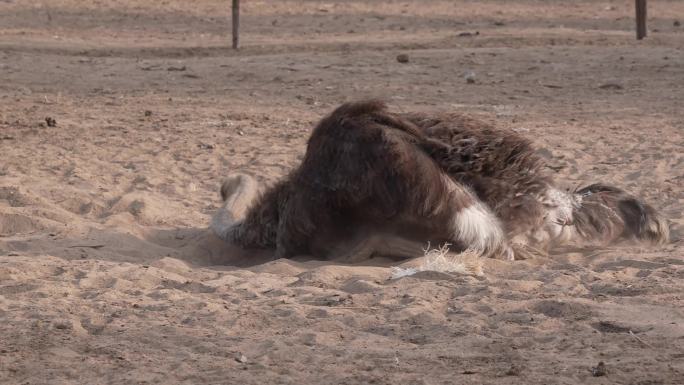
598;82;623;90
464;71;476;84
674;20;681;27
235;353;248;363
457;31;479;37
54;321;71;330
396;54;409;63
591;361;607;377
505;365;522;376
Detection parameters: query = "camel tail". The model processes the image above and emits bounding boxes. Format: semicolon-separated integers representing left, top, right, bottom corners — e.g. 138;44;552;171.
569;184;669;246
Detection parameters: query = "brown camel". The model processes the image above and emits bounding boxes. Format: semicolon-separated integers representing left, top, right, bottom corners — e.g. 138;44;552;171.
211;100;669;262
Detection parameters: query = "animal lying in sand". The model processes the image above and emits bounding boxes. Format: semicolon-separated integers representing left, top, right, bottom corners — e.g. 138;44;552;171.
211;100;669;261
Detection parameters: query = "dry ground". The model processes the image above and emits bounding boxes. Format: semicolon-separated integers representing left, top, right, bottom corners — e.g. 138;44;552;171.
1;1;683;384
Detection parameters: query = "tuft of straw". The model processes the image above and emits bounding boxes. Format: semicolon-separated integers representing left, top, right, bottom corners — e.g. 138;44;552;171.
390;243;483;279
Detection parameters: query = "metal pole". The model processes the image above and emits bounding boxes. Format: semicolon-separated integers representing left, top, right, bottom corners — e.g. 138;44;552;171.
636;0;647;40
232;0;240;49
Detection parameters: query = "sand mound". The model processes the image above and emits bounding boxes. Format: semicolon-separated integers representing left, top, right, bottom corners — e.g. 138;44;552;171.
107;191;191;226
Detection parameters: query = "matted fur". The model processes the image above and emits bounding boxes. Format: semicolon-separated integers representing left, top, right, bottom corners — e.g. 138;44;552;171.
403;111;553;242
272;100;507;259
572;184;669;245
212;100;669;261
402;110;669;252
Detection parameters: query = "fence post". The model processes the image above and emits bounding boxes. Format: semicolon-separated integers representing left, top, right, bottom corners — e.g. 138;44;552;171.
232;0;240;49
636;0;647;40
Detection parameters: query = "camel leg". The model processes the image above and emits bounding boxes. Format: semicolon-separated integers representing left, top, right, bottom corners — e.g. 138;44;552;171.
210;174;259;242
373;235;428;259
331;233;426;263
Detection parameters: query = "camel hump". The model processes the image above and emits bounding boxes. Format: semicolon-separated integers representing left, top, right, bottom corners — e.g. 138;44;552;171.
328;99;388;119
316;99;426;140
298;99;442;212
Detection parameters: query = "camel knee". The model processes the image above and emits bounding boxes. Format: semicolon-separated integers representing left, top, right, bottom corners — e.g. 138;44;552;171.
211;173;259;242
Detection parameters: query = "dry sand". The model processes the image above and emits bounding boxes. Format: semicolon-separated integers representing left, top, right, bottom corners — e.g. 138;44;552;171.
1;1;683;384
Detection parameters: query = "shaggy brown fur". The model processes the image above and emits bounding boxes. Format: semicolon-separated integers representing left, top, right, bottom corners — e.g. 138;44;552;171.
271;100;507;259
572;184;669;245
404;112;552;242
212;100;669;261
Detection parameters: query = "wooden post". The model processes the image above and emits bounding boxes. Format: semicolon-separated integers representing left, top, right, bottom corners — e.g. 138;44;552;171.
636;0;647;40
232;0;240;49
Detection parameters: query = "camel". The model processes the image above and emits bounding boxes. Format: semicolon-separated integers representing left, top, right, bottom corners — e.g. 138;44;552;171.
211;100;669;262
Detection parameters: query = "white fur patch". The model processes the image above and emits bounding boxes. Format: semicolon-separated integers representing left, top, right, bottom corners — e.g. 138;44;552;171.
441;174;504;255
451;202;504;253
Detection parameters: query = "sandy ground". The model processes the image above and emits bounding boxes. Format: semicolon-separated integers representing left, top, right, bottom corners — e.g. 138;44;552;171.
1;1;683;384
